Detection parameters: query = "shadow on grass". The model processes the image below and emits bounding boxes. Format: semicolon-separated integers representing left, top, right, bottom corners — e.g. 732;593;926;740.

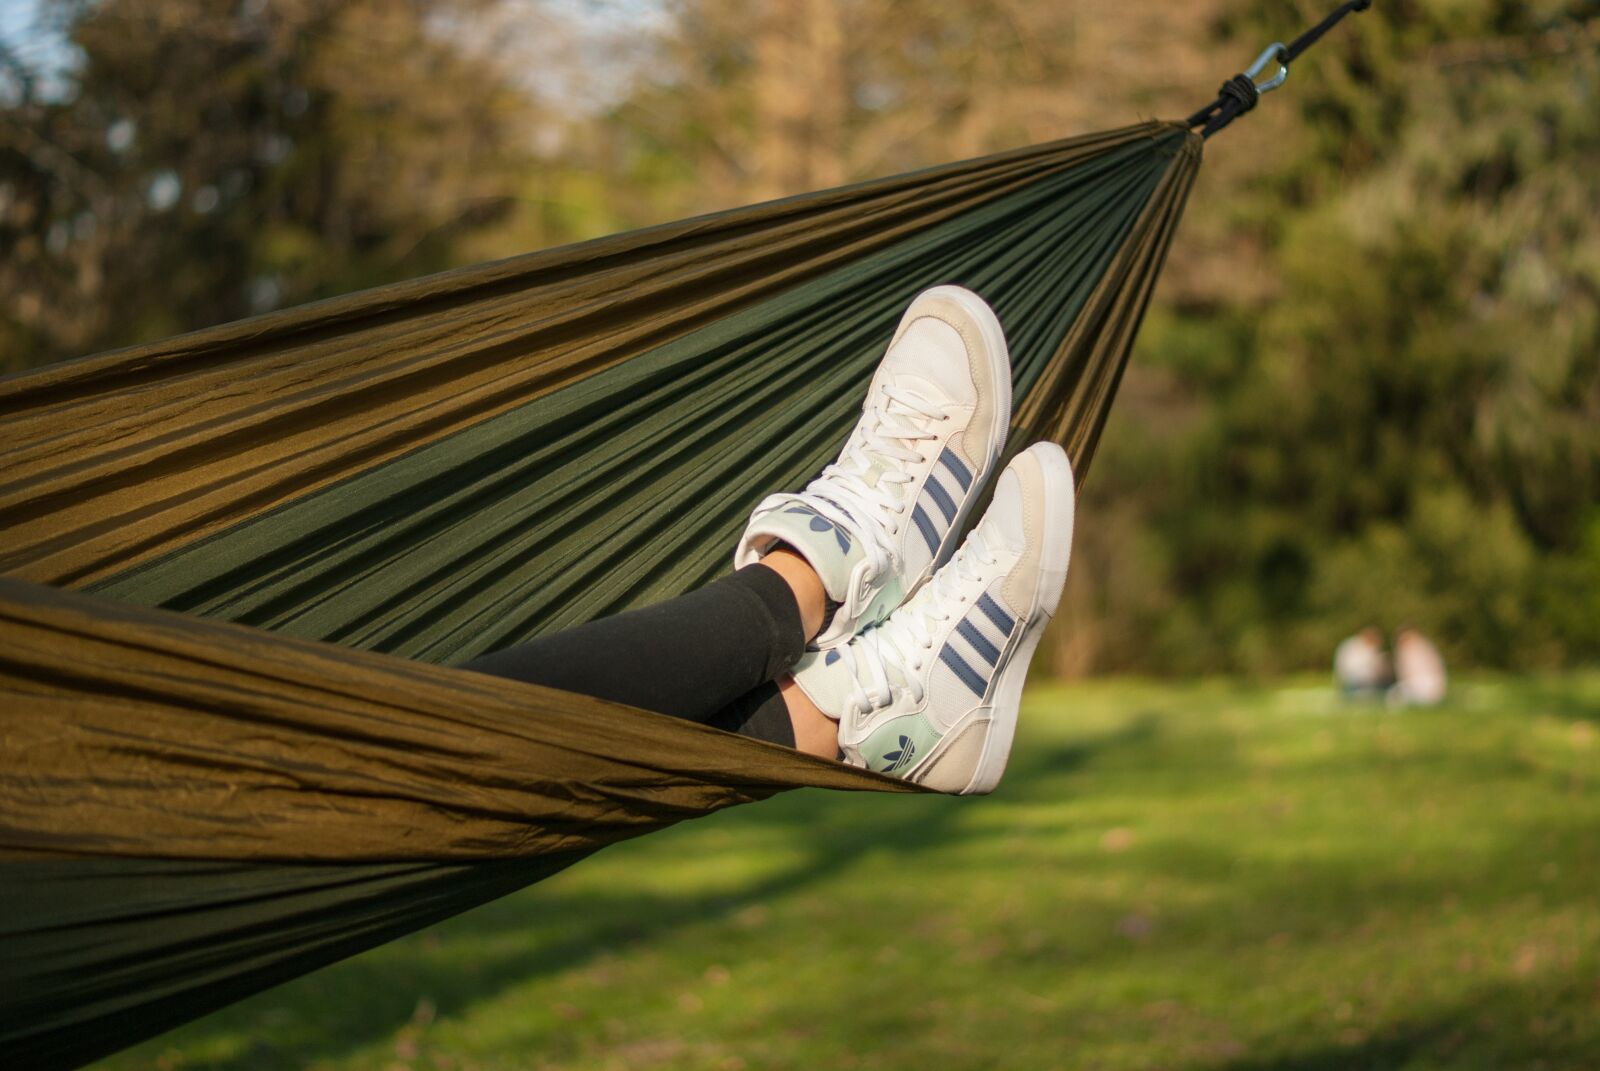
1199;974;1599;1071
115;695;1600;1071
1513;676;1600;725
167;720;1144;1070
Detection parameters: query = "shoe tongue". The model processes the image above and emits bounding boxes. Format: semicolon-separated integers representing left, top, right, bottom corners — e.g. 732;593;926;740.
877;652;911;693
857;460;889;490
746;503;864;604
887;374;943;408
851;381;936;491
887;319;970;397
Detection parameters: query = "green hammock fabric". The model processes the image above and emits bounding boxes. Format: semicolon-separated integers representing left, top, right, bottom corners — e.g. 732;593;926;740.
0;120;1201;1068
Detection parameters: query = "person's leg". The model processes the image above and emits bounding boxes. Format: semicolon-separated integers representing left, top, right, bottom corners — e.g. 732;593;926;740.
697;673;840;756
464;549;827;749
467;285;1015;764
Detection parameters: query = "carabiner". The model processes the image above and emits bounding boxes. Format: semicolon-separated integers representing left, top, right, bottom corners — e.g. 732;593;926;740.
1245;42;1290;95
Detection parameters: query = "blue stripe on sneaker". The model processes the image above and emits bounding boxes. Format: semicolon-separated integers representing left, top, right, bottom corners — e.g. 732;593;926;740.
938;447;972;491
911;503;940;554
956;618;1000;665
939;643;988;696
924;474;958;523
977;592;1015;635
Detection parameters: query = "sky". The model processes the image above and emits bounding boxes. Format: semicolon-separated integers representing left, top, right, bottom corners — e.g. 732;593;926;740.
0;0;662;110
0;0;79;101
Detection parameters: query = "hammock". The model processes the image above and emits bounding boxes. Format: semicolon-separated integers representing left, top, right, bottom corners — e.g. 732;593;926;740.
0;7;1370;1065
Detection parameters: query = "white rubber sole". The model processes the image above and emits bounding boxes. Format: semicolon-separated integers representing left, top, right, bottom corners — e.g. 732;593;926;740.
957;444;1075;795
888;285;1014;580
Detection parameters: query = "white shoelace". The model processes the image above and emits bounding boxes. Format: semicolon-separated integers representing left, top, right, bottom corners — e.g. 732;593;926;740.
779;383;949;595
833;526;1001;718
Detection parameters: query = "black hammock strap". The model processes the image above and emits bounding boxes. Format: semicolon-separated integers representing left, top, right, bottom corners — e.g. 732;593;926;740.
1187;0;1373;138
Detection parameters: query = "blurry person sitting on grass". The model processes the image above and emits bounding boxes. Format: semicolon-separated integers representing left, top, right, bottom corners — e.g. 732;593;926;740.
1334;626;1391;699
1390;628;1447;707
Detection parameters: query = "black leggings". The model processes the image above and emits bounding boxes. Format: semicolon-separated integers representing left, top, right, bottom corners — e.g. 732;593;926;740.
463;565;804;747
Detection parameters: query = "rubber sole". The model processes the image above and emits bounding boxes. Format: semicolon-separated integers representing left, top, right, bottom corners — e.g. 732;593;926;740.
959;443;1075;795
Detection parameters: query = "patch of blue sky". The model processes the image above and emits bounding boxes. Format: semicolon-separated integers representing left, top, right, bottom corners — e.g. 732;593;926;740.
0;0;82;104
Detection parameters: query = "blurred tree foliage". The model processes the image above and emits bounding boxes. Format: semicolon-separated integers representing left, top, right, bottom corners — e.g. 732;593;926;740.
0;0;542;369
1063;0;1600;674
2;0;1596;672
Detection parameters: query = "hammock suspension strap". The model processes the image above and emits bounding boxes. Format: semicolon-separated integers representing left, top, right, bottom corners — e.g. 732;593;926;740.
1187;0;1373;138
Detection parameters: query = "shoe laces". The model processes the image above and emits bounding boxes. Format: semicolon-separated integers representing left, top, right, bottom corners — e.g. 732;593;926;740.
834;526;1001;718
793;382;949;587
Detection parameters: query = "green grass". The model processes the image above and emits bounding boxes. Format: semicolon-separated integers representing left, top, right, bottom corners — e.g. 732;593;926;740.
99;674;1600;1071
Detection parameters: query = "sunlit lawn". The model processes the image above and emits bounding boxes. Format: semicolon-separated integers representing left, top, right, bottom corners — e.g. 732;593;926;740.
98;674;1600;1071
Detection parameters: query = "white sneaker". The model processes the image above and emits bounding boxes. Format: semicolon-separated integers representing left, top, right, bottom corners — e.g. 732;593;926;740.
789;443;1075;795
733;285;1012;648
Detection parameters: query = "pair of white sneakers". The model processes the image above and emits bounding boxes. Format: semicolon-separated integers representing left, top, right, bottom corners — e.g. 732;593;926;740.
733;286;1075;795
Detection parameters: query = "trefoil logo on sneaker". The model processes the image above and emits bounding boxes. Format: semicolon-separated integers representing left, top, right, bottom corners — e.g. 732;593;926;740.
881;735;916;773
782;506;851;553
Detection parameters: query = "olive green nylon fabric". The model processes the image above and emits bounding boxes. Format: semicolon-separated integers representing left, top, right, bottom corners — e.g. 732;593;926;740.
0;577;909;1071
4;857;581;1071
2;575;908;865
0;122;1179;590
0;122;1201;1069
87;128;1197;662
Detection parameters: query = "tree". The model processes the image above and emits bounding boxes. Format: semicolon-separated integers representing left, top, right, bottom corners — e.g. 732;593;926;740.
0;0;539;370
1062;0;1600;672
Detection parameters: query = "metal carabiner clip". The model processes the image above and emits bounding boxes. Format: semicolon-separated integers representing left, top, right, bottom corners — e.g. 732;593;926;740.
1245;42;1290;95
